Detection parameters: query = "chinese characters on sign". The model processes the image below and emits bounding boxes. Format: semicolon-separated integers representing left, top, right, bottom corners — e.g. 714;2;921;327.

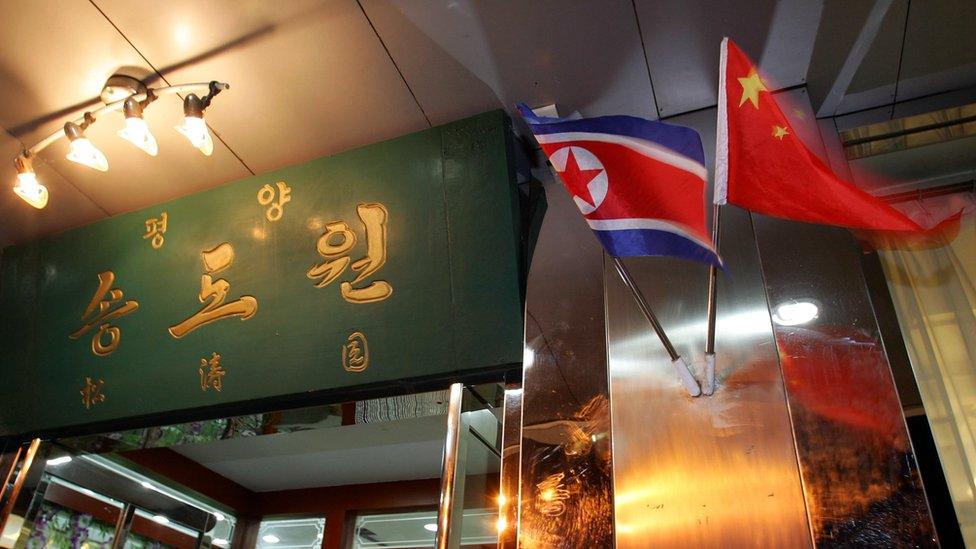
68;271;139;356
199;352;226;392
307;203;393;303
257;181;291;221
143;211;168;249
80;377;106;409
169;242;258;338
342;331;369;372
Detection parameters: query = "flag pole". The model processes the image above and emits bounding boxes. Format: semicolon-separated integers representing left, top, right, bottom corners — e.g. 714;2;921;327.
703;204;721;395
704;36;730;396
611;256;701;397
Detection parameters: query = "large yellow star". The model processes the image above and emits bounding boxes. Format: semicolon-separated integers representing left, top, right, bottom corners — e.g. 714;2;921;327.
772;125;789;140
737;69;767;109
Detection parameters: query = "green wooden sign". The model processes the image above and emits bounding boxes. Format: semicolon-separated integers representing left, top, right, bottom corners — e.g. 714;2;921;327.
0;111;524;437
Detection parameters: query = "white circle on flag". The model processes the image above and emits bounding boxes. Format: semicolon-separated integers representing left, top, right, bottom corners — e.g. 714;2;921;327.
550;145;608;214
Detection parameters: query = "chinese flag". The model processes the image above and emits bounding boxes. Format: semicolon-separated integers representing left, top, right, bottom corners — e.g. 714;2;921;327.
714;38;921;232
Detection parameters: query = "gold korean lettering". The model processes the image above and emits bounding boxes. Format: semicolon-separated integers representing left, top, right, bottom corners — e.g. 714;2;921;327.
199;352;226;392
80;377;106;409
69;271;139;356
342;331;369;372
168;242;258;338
307;203;392;303
257;181;291;222
143;211;168;249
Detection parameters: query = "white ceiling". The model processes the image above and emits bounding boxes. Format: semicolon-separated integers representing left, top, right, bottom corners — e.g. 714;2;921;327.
173;415;448;492
171;410;500;492
1;0;975;247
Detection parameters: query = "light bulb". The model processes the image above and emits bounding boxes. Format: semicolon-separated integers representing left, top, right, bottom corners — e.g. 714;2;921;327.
14;169;48;209
64;122;108;171
119;116;158;156
772;300;819;326
176;115;213;156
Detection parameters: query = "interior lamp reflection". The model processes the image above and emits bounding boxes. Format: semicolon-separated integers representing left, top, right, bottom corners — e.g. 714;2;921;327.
423;523;438;532
64;121;109;172
13;154;47;209
118;97;158;156
261;534;280;544
46;456;72;466
175;93;214;156
772;300;819;326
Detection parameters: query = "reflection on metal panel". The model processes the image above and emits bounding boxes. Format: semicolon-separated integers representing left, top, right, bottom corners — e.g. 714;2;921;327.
606;206;811;547
519;171;614;548
499;384;522;548
753;216;937;546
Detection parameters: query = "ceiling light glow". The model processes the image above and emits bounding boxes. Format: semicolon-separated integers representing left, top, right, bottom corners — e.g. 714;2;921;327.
13;156;48;209
64;121;108;172
10;77;228;210
261;534;280;544
772;300;819;326
118;97;158;156
213;512;225;522
423;523;438;532
176;94;213;156
151;515;169;525
46;456;72;466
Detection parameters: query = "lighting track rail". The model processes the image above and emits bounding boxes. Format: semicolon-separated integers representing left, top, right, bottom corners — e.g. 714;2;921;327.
13;79;230;210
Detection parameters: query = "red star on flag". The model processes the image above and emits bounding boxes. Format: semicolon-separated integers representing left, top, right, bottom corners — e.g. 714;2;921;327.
558;148;604;208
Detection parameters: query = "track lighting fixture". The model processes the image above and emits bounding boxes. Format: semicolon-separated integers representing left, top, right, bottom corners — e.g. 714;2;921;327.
13;153;47;210
118;95;158;156
64;116;108;172
10;77;229;209
175;93;213;156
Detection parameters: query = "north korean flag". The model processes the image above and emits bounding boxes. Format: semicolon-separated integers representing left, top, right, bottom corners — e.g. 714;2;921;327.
518;104;721;267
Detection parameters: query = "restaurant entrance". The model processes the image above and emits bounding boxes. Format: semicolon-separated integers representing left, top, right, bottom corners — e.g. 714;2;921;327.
0;384;513;549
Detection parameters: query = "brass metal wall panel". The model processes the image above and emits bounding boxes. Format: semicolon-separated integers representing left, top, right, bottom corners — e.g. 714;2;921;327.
605;205;811;548
519;171;614;548
499;384;522;548
753;216;937;547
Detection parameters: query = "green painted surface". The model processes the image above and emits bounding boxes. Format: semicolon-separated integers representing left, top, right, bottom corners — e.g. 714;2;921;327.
0;111;523;436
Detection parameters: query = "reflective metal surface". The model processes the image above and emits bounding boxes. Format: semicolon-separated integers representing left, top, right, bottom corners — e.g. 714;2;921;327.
753;216;937;546
606;206;811;548
519;163;614;548
499;384;522;548
436;382;465;549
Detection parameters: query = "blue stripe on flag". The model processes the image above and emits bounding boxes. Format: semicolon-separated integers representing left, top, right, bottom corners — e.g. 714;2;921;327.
516;103;705;166
593;228;723;267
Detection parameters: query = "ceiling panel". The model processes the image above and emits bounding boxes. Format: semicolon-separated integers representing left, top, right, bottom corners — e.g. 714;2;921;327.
896;0;976;102
839;0;907;115
95;0;430;175
635;0;821;117
362;0;657;123
173;415;447;491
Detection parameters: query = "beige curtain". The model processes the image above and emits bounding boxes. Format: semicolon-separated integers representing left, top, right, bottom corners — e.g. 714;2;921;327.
879;210;976;543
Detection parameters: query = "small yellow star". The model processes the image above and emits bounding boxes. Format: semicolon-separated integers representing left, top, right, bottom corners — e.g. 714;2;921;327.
737;69;767;109
772;125;790;140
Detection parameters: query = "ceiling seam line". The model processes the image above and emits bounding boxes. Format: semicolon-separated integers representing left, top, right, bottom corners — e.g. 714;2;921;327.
86;0;256;176
41;159;112;216
355;0;432;127
629;0;662;119
889;0;912;120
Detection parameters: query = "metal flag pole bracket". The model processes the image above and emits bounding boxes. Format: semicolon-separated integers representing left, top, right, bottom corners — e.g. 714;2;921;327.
611;256;701;397
703;203;722;396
